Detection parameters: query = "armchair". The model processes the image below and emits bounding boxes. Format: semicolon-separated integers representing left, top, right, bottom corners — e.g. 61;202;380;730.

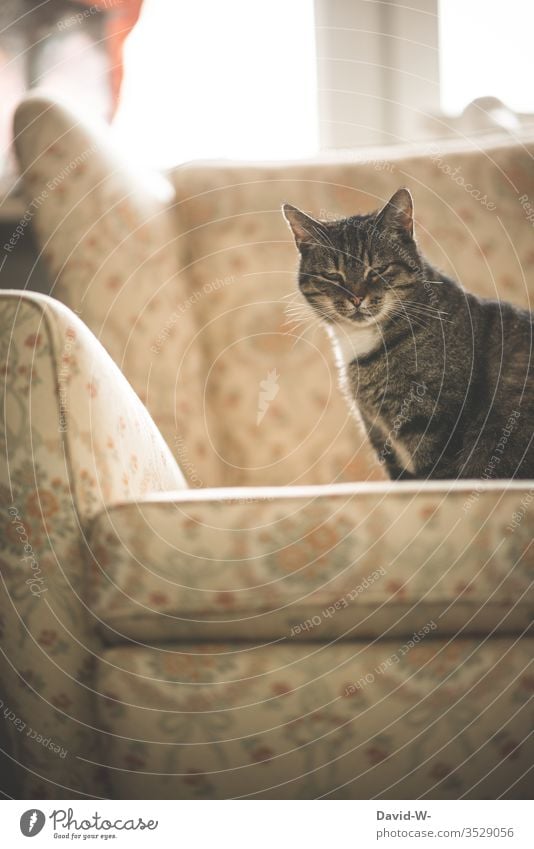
1;95;532;798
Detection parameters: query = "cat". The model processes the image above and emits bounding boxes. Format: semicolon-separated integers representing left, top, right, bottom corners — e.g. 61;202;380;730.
283;188;534;480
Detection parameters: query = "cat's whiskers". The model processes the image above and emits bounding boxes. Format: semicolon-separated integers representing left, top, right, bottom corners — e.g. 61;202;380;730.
399;299;449;317
284;304;310;317
282;295;325;344
400;308;450;324
389;313;427;333
387;304;433;333
389;306;449;337
283;299;313;317
283;291;305;303
284;307;313;324
288;314;326;349
382;281;449;318
388;295;451;328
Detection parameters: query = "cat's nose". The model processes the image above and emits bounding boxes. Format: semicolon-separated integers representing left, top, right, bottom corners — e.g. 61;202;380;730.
352;296;363;308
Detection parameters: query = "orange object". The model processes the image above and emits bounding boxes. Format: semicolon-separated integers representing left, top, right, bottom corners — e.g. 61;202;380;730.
73;0;143;114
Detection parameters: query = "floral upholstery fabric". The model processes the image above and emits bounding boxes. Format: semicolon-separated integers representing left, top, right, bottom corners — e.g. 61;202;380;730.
88;485;534;644
96;637;534;799
13;95;217;488
167;140;534;486
7;95;534;799
16;96;534;487
0;292;184;797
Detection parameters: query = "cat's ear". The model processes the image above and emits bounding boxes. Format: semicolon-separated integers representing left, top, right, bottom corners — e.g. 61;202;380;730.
282;203;326;250
376;188;414;238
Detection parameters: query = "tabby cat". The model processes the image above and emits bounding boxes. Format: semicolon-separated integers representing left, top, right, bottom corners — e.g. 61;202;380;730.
283;188;534;479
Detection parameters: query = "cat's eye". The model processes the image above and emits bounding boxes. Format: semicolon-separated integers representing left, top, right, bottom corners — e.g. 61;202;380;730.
367;264;396;282
374;263;402;277
320;272;345;284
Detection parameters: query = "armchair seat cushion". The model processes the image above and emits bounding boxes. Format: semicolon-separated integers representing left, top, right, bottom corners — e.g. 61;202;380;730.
95;636;534;799
87;482;534;644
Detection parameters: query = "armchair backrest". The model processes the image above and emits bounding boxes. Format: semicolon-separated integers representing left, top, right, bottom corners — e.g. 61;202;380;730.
14;96;218;486
166;143;534;485
15;96;534;486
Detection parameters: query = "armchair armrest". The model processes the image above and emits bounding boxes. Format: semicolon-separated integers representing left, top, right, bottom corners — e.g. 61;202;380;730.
0;292;185;797
2;291;185;518
87;481;534;645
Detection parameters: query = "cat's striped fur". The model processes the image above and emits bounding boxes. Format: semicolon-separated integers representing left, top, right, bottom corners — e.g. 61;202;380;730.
283;189;534;480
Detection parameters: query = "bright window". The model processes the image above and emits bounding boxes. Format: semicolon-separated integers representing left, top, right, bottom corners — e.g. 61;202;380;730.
439;0;534;115
113;0;319;168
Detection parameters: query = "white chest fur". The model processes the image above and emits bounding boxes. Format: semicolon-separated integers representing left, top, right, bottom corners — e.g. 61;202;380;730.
327;324;415;475
328;323;382;367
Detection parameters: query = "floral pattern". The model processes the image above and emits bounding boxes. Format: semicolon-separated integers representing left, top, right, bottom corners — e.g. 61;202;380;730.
19;98;534;489
88;486;534;644
14;95;216;488
0;293;184;798
6;95;534;798
95;637;534;799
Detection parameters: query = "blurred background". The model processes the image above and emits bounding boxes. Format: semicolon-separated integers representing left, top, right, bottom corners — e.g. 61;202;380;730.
1;0;534;292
